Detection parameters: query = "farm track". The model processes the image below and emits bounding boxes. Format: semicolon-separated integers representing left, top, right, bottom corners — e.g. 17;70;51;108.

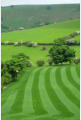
1;65;80;120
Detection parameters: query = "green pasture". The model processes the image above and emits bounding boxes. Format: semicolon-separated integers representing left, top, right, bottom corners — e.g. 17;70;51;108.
1;46;50;64
1;19;80;43
1;45;80;64
1;65;80;120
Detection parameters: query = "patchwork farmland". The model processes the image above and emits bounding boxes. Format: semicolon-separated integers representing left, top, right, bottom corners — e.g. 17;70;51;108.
2;65;80;120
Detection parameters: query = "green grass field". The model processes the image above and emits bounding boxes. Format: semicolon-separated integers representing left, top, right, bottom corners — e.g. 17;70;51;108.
1;4;80;32
1;45;80;64
1;46;50;64
1;65;80;120
1;19;80;43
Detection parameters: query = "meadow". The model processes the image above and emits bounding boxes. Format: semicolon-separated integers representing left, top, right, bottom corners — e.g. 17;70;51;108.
1;19;80;43
1;45;80;64
1;19;80;64
1;65;80;120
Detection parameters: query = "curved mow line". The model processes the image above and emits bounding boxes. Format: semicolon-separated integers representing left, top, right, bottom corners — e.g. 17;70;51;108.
66;67;80;91
56;67;80;108
39;67;59;115
9;70;33;114
32;67;47;115
1;72;27;106
23;68;40;114
71;67;80;85
61;67;80;102
75;66;80;79
2;92;17;114
45;67;71;115
2;69;33;106
2;70;33;115
50;68;79;114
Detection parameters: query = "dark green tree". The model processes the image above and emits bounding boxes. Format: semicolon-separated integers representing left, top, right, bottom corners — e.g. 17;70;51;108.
48;45;75;64
1;53;32;82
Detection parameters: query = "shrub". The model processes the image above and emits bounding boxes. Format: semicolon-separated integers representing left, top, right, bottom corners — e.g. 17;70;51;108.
47;58;53;66
26;41;34;47
2;72;12;85
54;38;66;45
65;39;76;45
14;42;18;46
69;31;80;38
32;42;38;47
4;41;8;45
37;59;45;66
19;40;23;45
48;45;75;64
42;46;47;51
1;53;32;84
74;57;80;64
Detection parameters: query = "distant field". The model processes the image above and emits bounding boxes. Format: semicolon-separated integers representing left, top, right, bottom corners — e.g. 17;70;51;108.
1;19;80;43
1;45;80;64
1;4;80;32
2;65;80;120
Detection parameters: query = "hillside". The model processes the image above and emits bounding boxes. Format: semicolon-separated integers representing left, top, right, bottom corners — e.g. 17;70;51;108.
2;65;80;120
1;19;80;43
1;4;80;32
1;45;80;64
1;19;80;64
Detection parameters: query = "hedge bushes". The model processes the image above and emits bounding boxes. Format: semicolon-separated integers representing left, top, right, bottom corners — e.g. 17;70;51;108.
36;59;45;66
1;53;32;89
74;57;80;64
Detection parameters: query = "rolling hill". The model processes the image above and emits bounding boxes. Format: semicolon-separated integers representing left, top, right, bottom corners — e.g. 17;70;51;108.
1;19;80;64
1;45;80;64
1;4;80;32
1;19;80;43
1;65;80;120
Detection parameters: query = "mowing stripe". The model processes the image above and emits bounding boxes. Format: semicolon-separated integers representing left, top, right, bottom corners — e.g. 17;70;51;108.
75;65;80;79
39;67;59;115
9;70;33;114
71;67;80;85
23;68;40;114
2;92;17;114
61;67;80;99
1;69;33;106
45;67;71;115
66;66;80;91
50;67;79;114
56;67;80;108
32;68;47;115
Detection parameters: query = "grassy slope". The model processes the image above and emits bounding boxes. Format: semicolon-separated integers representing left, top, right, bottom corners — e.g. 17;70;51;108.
1;4;80;32
1;45;80;64
1;65;80;120
1;46;50;64
1;19;80;43
1;19;80;63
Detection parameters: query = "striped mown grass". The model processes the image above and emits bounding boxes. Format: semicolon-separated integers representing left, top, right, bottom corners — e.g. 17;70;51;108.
1;65;80;120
